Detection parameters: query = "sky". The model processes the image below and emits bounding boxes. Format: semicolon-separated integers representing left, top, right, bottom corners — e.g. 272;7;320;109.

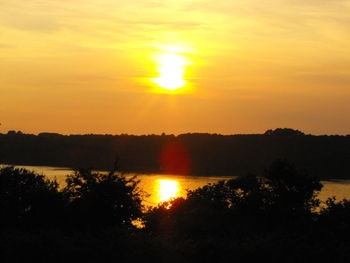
1;0;350;135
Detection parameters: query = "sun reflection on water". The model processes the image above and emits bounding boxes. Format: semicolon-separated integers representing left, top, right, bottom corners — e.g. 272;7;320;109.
157;179;180;202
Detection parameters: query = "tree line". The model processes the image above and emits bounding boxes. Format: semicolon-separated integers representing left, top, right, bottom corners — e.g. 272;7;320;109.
1;128;350;178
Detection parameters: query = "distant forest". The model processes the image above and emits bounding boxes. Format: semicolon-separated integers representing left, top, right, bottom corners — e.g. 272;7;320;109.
1;128;350;179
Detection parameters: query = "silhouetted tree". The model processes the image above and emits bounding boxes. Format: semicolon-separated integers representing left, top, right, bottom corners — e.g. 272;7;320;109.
63;167;144;230
263;160;322;224
318;198;350;239
0;166;64;230
145;160;322;236
264;128;305;136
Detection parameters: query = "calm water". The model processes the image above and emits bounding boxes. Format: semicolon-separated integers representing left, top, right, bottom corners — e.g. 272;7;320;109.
7;165;350;207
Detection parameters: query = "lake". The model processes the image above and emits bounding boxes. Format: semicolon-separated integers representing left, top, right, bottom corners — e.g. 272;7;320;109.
6;165;350;207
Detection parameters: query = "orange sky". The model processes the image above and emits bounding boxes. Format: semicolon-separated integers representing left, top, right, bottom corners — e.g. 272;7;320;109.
1;0;350;135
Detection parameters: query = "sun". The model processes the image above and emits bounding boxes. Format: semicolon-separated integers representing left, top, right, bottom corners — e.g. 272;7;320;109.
152;53;188;92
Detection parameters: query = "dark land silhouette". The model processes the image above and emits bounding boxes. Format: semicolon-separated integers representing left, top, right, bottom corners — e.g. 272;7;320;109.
1;128;350;178
2;160;350;262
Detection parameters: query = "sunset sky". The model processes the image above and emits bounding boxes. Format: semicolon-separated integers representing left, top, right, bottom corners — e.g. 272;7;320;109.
1;0;350;135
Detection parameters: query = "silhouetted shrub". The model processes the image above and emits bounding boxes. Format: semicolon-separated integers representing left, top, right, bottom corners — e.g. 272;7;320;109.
263;160;322;224
145;160;322;236
0;166;64;230
63;168;144;230
318;198;350;238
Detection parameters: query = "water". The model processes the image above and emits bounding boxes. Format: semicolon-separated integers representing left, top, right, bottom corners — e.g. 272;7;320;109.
5;165;350;206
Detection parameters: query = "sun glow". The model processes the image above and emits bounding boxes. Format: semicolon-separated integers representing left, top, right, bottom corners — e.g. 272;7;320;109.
157;179;180;202
151;53;189;92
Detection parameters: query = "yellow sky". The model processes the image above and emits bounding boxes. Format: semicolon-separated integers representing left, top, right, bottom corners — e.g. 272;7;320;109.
1;0;350;135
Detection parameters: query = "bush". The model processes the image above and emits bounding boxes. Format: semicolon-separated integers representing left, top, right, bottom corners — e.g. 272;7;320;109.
145;160;322;236
318;198;350;238
0;166;64;230
63;168;144;230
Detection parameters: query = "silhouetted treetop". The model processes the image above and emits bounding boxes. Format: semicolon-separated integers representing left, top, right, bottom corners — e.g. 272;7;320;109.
145;160;322;237
63;168;144;229
0;166;63;229
264;128;305;136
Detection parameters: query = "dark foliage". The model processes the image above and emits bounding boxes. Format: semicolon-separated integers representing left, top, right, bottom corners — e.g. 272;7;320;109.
0;166;64;230
1;128;350;178
0;165;144;232
2;161;350;262
63;168;144;230
318;198;350;240
264;128;305;136
145;160;322;237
